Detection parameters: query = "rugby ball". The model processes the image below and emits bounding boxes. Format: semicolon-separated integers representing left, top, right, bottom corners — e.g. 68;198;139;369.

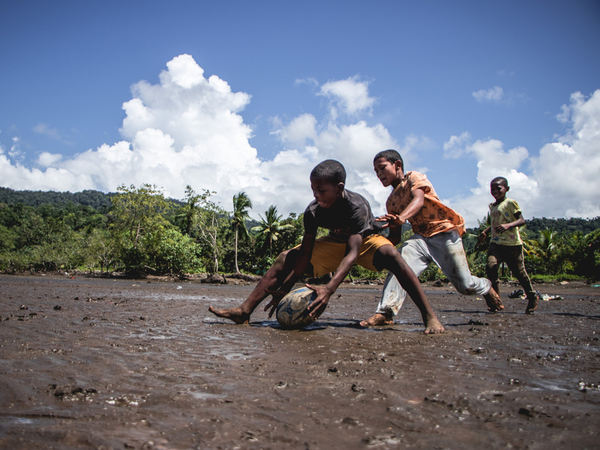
276;287;318;329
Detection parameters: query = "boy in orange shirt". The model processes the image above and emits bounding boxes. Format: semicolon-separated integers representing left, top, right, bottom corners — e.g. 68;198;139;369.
361;150;503;327
210;159;444;334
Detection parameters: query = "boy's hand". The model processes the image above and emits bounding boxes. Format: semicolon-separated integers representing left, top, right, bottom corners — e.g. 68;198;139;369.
477;229;487;243
306;284;333;318
375;213;400;228
495;224;511;234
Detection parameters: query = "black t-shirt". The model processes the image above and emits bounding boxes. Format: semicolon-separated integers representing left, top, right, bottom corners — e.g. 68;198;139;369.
303;189;378;242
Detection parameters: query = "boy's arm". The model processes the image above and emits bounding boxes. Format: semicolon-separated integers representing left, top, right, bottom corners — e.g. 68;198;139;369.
478;226;491;243
386;225;403;246
495;211;525;234
263;233;316;317
377;188;425;228
306;233;363;318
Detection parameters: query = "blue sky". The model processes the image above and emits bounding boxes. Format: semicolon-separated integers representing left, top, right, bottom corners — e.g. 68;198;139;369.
1;0;599;226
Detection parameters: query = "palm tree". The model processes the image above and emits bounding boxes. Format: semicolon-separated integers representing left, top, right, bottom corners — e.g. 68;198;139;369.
251;205;294;257
231;192;252;273
524;228;561;274
177;185;200;236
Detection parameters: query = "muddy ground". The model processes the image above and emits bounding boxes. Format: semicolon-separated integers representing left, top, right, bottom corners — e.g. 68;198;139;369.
0;274;598;449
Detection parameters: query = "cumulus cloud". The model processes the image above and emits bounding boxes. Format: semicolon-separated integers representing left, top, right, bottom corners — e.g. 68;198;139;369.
37;152;63;167
1;54;598;226
0;54;396;218
318;77;375;119
448;89;600;226
531;90;600;218
472;86;504;102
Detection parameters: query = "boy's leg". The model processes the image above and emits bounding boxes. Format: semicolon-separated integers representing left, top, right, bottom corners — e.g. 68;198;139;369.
484;246;506;312
361;236;431;326
430;231;489;295
208;248;299;323
429;231;503;313
373;244;444;334
486;244;502;295
503;245;538;314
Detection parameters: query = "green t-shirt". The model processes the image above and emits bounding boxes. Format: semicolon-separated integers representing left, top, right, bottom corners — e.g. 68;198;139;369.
489;197;523;246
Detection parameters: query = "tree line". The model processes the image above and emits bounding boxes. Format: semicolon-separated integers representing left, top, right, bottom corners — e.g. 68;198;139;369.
0;186;598;282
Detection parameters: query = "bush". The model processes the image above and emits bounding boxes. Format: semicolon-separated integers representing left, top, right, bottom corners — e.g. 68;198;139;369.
530;274;585;283
348;265;381;281
418;263;445;282
150;228;203;276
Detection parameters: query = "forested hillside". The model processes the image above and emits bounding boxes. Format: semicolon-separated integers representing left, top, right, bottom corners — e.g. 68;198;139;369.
0;186;598;281
0;187;113;211
527;217;600;237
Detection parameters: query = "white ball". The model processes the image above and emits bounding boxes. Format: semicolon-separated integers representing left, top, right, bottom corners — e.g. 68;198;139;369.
276;287;318;329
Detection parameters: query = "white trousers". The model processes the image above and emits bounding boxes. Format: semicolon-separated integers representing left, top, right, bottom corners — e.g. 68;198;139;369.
377;230;491;316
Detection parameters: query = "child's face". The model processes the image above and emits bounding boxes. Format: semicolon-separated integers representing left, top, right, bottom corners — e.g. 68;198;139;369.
310;176;344;209
373;157;402;187
490;181;509;202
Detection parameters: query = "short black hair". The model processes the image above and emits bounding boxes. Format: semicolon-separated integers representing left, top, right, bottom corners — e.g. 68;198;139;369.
374;149;404;170
491;176;509;187
310;160;346;185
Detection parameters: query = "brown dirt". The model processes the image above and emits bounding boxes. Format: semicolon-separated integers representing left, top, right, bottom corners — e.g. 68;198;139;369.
0;274;599;449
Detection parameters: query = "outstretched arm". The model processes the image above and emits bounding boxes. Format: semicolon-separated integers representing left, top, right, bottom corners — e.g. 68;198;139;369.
377;188;425;228
478;226;491;243
307;233;362;318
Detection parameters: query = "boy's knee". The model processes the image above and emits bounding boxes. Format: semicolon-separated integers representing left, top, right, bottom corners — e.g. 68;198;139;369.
272;249;293;269
373;245;400;271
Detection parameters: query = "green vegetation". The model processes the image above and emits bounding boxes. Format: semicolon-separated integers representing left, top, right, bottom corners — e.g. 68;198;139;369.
0;186;598;283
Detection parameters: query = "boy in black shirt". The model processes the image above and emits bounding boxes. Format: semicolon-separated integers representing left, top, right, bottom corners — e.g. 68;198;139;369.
209;160;443;334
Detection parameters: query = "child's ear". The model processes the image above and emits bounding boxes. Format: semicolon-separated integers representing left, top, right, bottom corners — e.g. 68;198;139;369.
505;185;510;192
337;182;345;193
394;160;403;172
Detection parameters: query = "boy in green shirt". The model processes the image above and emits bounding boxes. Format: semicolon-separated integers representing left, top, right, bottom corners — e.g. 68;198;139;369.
478;177;539;314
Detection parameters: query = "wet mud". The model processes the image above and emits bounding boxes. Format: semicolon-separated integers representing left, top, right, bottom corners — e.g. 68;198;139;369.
0;274;599;449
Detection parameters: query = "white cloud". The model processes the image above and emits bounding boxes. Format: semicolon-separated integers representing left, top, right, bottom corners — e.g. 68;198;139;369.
1;54;597;228
33;123;73;146
8;137;22;161
0;55;395;218
294;77;319;88
33;123;61;140
530;90;600;218
443;131;471;159
448;89;600;226
37;152;63;167
318;77;375;118
274;113;318;147
472;86;504;102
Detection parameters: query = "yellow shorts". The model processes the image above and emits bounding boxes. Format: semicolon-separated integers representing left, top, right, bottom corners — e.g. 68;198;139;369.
300;234;392;277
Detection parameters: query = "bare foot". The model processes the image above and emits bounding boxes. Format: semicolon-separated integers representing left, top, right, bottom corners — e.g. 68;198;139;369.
483;288;505;313
359;313;394;327
424;316;445;334
526;294;539;314
208;305;250;324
